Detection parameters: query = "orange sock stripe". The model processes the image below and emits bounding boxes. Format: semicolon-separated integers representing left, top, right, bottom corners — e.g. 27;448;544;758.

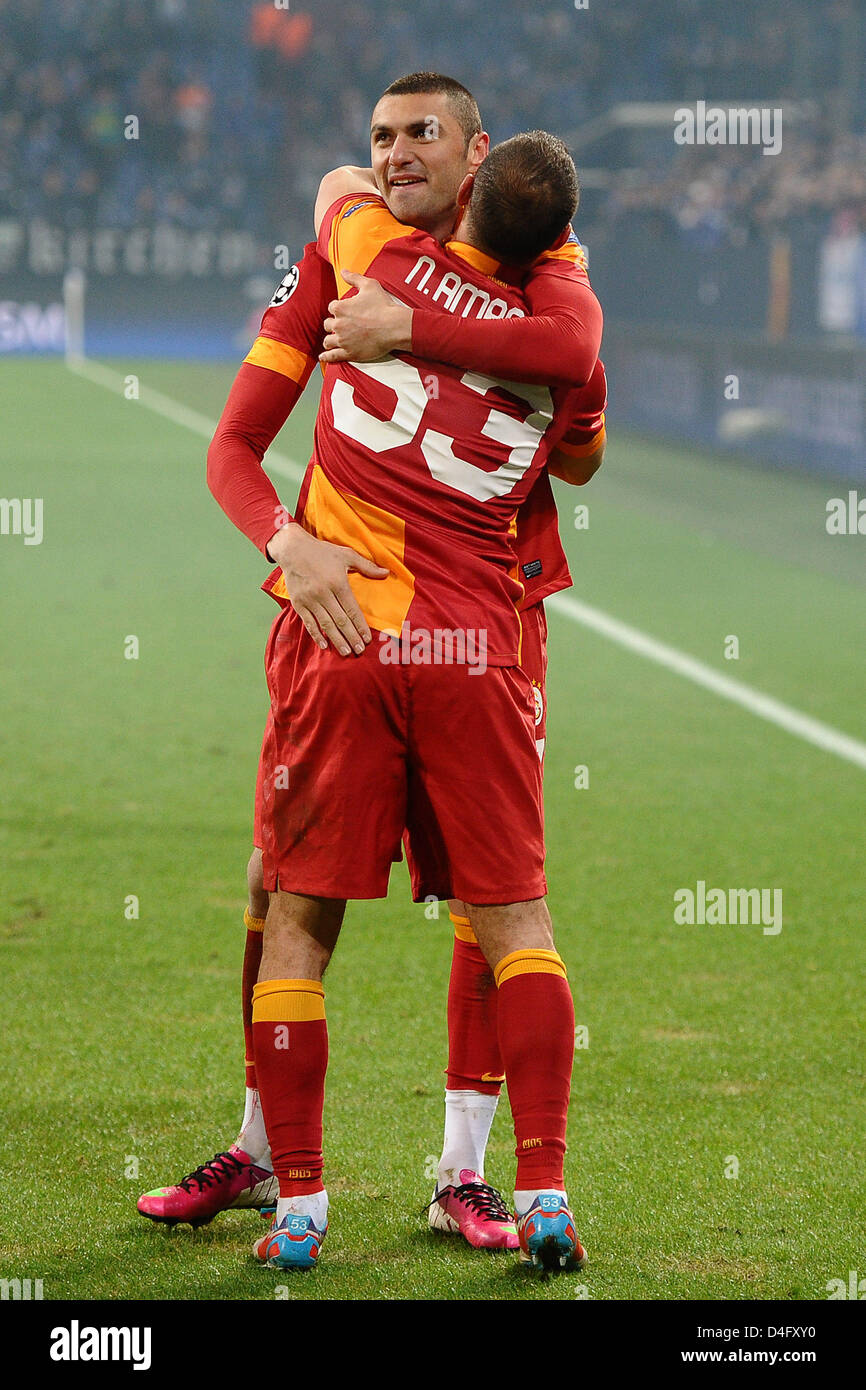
253;979;325;1022
254;979;324;997
449;911;477;944
494;949;567;988
244;908;266;932
253;995;325;1022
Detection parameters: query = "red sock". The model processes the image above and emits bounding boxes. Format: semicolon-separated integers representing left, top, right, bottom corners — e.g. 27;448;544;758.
242;908;265;1090
494;950;574;1190
252;979;327;1197
446;913;503;1095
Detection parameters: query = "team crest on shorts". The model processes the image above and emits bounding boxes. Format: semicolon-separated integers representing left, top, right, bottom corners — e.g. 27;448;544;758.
269;265;300;306
532;682;544;726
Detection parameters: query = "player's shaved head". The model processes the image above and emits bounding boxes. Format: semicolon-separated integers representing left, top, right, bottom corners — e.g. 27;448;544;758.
381;72;481;151
467;131;579;266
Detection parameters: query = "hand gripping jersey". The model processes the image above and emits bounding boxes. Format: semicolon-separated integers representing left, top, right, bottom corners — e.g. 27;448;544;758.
258;195;600;664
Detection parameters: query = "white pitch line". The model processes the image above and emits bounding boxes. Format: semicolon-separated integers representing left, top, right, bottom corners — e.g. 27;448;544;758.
66;354;305;484
68;354;866;773
547;591;866;772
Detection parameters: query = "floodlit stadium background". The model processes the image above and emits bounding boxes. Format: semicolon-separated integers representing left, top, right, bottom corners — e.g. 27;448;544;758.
5;0;866;472
1;0;864;1304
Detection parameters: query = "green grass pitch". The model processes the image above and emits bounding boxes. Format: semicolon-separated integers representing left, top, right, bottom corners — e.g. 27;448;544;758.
1;356;863;1301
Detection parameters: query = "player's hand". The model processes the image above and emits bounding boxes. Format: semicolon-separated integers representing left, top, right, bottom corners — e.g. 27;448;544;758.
319;271;413;363
268;522;388;656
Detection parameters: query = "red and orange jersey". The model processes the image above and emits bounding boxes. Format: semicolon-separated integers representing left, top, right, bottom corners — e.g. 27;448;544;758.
244;246;332;392
462;230;600;603
290;192;600;663
209;223;603;632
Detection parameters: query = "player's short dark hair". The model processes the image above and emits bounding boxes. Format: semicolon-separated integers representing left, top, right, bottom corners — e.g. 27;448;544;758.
380;72;482;150
470;131;579;267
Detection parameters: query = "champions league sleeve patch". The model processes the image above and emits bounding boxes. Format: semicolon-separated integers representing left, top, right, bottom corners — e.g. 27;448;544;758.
340;199;378;220
269;264;300;307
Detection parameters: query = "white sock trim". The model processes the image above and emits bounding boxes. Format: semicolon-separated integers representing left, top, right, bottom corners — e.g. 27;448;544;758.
236;1087;270;1166
276;1189;328;1228
514;1188;568;1217
438;1088;500;1185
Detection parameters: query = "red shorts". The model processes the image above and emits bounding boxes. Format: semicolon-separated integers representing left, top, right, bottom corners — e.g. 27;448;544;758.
403;601;547;901
253;602;548;853
254;604;547;904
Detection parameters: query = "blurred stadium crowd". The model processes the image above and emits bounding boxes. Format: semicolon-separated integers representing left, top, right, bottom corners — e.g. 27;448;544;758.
605;128;866;249
1;0;864;257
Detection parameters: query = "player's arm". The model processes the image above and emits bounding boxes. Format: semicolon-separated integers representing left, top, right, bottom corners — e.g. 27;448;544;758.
547;358;607;485
207;245;387;654
207;363;302;555
313;167;378;236
410;256;602;388
548;430;605;486
320;260;602;388
318;219;602;387
207;246;325;557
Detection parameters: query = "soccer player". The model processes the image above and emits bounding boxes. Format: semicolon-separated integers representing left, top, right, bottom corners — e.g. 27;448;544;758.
137;75;604;1255
236;128;601;1274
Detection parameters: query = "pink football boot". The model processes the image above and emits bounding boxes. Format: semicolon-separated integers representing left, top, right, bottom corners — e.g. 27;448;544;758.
137;1145;278;1228
428;1169;519;1249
